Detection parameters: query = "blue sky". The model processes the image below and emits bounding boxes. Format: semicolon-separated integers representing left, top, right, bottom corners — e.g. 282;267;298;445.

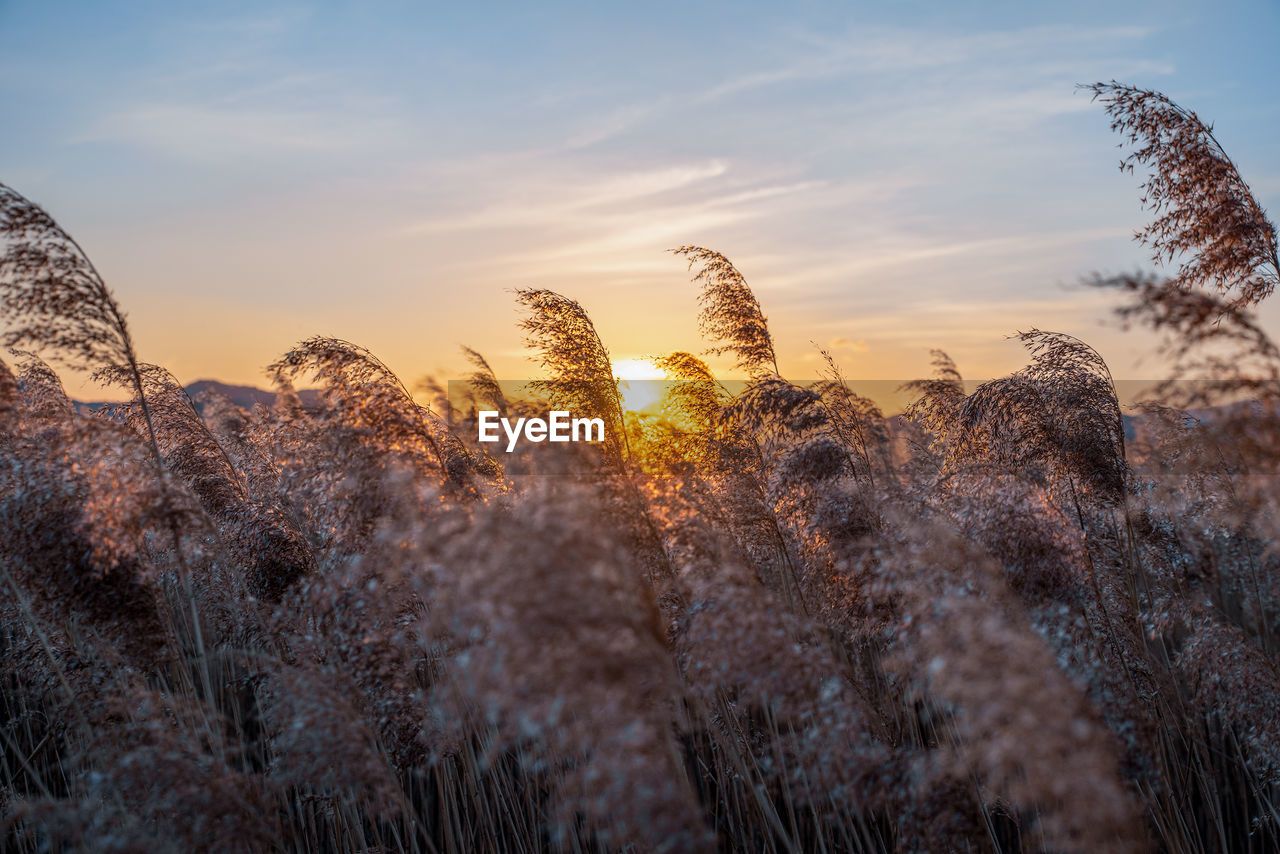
2;1;1278;399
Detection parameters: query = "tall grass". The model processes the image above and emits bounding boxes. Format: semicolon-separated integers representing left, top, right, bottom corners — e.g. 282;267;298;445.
0;84;1277;852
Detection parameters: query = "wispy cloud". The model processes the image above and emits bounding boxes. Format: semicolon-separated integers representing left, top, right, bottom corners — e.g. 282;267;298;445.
400;160;734;235
75;101;392;160
564;100;675;150
548;21;1166;159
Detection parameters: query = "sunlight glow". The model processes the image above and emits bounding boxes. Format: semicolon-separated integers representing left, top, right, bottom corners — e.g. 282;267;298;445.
612;358;668;413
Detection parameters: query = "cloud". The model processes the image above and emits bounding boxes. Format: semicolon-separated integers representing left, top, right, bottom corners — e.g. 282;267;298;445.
399;159;734;235
75;102;392;160
549;22;1161;154
62;7;397;165
830;337;869;352
564;99;673;150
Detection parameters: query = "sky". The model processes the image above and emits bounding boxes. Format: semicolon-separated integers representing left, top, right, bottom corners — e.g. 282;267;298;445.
1;0;1278;404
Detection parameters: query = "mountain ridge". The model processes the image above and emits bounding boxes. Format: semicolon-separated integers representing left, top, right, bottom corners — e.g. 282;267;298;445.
74;379;322;413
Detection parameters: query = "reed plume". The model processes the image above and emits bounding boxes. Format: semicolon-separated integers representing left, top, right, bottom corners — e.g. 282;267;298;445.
459;344;508;417
1086;83;1279;307
673;245;779;375
933;330;1129;502
515;288;630;468
269;335;489;491
0;184;161;452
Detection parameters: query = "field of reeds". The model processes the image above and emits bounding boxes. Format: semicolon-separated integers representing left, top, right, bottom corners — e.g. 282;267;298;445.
0;82;1276;853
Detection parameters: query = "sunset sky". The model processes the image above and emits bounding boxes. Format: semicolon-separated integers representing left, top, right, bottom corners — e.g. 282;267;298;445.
2;1;1278;403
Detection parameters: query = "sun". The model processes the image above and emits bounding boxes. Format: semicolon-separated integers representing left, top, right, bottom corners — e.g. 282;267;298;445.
611;358;668;413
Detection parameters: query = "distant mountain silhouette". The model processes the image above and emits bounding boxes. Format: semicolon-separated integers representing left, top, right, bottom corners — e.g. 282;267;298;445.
74;380;321;414
184;380;322;410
